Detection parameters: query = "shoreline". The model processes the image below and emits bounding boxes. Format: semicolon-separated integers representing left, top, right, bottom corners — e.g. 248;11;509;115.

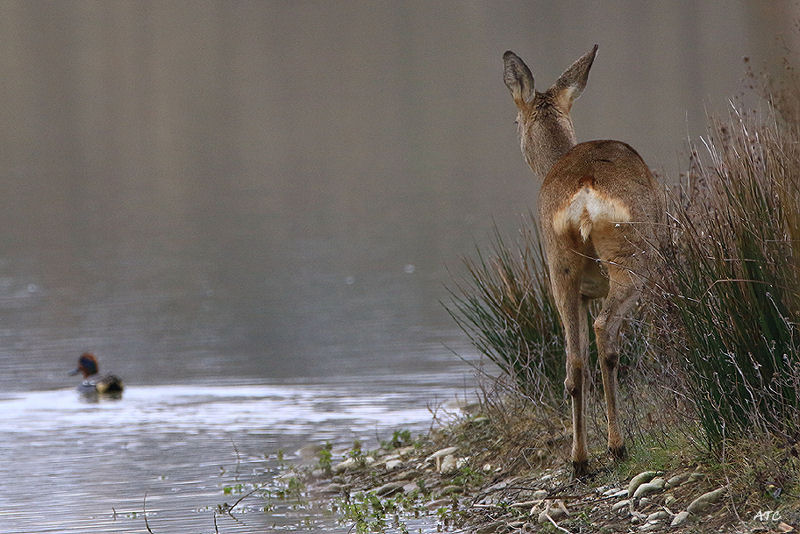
300;403;799;534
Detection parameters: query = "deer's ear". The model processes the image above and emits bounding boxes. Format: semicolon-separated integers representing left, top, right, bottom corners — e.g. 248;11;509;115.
551;44;598;111
503;51;534;108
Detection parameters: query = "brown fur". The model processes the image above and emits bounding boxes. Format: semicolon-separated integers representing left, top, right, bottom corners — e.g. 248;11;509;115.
503;46;660;477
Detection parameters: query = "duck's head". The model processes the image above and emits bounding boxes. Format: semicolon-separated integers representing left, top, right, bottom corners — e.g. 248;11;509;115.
69;352;99;378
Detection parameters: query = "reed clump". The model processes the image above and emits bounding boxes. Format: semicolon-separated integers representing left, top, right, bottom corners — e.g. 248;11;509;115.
444;221;567;407
656;98;800;452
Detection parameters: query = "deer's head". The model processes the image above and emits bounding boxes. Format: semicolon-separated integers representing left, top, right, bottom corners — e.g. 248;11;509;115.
503;45;598;178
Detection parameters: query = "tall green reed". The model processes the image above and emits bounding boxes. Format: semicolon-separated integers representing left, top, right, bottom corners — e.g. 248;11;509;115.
444;219;566;405
658;103;800;451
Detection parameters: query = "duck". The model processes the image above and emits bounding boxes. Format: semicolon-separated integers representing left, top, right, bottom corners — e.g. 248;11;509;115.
69;352;124;395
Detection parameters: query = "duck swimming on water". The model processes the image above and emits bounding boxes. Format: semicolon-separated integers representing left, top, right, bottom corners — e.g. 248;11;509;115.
69;352;124;395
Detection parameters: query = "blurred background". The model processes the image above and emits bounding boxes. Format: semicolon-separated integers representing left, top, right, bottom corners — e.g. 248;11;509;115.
0;2;796;532
0;1;793;389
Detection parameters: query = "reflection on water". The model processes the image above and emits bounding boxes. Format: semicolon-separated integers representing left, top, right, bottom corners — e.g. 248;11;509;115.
0;378;463;533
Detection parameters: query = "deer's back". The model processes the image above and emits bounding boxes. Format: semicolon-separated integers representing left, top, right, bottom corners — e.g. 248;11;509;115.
540;140;659;247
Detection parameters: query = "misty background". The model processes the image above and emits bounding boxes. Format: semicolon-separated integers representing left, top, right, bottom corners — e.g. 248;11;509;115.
0;1;793;390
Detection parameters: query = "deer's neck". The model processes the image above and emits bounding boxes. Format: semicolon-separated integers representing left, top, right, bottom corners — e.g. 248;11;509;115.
525;130;576;179
518;106;578;178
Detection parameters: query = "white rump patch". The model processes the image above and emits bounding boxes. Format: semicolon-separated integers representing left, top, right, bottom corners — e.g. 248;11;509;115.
552;186;631;241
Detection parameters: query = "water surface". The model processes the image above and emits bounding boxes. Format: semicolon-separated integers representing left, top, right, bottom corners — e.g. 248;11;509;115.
2;376;471;533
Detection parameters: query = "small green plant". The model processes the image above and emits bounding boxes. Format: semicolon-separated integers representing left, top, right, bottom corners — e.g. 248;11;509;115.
451;465;483;488
347;439;369;467
575;509;592;526
286;476;304;498
317;442;333;475
433;502;464;531
382;429;414;450
334;487;430;534
222;483;245;495
415;478;428;497
337;492;390;533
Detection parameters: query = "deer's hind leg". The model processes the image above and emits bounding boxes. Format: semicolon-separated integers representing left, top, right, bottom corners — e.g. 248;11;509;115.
592;247;646;459
549;250;593;477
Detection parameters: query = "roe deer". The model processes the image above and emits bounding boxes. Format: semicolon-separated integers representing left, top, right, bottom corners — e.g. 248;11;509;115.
502;45;660;476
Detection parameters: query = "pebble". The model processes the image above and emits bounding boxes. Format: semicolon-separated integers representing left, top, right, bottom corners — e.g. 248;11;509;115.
320;482;346;493
385;459;402;471
633;477;665;499
546;501;569;522
402;481;418;493
646;510;669;522
394;446;416;457
538;507;567;524
439;485;464;496
604;487;628;498
671;510;690;526
638;520;662;531
664;494;677;507
484;477;518;492
439;455;458;474
628;471;660;497
532;489;548;500
665;472;690;489
332;457;358;474
510;500;539;508
612;499;630;512
687;486;726;515
475;520;503;534
373;480;412;497
687;471;706;484
426;447;458;462
426;498;452;510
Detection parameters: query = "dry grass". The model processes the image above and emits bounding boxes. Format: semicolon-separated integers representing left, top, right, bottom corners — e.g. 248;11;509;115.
651;99;800;452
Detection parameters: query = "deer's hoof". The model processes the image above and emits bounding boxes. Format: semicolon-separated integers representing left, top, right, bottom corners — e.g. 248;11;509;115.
572;459;590;478
609;444;627;460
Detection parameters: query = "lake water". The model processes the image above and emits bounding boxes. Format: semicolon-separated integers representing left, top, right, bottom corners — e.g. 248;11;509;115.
1;379;469;533
0;1;788;532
